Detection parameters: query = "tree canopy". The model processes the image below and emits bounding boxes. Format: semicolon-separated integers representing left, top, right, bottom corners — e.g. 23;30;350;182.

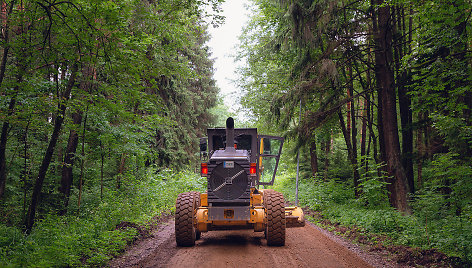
0;0;222;232
237;0;472;212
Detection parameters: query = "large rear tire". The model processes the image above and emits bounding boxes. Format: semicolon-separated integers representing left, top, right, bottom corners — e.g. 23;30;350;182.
264;189;286;246
175;192;197;246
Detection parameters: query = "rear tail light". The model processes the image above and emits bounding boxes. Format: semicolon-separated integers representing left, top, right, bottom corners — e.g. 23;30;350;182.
201;163;208;177
250;163;257;175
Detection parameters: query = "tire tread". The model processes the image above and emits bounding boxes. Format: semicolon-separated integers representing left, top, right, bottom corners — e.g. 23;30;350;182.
264;190;286;246
175;192;196;246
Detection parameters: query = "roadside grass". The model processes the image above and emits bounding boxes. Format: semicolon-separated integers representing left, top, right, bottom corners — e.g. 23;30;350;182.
0;170;205;267
273;170;472;266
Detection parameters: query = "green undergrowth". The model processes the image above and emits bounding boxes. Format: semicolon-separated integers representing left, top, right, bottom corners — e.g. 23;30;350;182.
273;170;472;265
0;169;205;267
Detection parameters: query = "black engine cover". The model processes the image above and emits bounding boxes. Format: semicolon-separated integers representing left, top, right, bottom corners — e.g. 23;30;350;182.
207;161;251;205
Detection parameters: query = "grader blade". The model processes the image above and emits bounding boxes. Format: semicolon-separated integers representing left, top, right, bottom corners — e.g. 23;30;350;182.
285;206;305;228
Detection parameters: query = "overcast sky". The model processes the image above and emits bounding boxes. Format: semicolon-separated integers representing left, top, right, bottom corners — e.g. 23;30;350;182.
206;0;251;113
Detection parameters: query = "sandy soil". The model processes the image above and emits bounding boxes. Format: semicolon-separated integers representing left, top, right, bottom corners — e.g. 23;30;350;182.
107;219;402;268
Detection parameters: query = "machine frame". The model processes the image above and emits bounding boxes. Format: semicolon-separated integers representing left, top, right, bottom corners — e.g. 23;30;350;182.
175;118;304;247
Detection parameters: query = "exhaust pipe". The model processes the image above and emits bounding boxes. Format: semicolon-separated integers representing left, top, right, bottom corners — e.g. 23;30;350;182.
225;117;235;152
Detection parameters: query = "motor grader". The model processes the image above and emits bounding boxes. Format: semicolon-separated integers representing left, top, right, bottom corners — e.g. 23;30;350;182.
175;117;305;246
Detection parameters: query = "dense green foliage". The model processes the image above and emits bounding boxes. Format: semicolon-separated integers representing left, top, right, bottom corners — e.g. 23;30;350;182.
0;170;205;267
274;170;472;263
239;0;472;264
0;0;221;266
0;0;220;220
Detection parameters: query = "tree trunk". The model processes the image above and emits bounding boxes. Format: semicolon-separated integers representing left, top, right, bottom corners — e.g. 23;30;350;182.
21;120;31;222
0;68;23;199
309;137;318;177
0;1;15;89
372;1;410;212
338;111;361;197
360;97;368;165
58;64;94;215
416;114;424;189
323;139;330;181
393;6;415;194
0;97;15;199
346;92;351;132
25;63;78;233
364;40;374;173
369;98;380;172
348;67;360;197
58;112;82;215
398;78;414;193
77;108;87;212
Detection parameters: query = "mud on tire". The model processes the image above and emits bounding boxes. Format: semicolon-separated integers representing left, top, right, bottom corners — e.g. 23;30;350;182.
175;192;197;246
264;189;286;246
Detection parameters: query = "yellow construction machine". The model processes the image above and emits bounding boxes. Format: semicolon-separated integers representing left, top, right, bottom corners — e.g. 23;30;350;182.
175;117;305;246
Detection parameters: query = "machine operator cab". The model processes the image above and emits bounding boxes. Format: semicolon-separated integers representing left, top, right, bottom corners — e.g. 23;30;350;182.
199;117;284;195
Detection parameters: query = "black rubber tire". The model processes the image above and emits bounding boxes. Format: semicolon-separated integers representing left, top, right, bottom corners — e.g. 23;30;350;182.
189;191;201;240
264;189;286;246
175;192;197;246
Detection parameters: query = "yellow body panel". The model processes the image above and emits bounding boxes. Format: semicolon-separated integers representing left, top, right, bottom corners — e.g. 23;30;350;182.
194;189;305;232
250;191;262;206
200;193;208;207
250;207;265;231
196;208;209;232
259;138;264;177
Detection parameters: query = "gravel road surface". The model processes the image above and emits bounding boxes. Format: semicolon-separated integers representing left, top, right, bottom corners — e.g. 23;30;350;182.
108;219;399;268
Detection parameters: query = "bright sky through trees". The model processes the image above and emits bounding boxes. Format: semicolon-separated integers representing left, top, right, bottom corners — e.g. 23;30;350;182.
207;0;251;113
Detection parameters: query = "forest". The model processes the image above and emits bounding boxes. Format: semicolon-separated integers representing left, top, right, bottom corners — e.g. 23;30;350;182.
238;0;472;266
0;0;471;267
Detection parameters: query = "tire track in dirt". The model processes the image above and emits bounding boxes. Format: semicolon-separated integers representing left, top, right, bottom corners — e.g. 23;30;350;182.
108;219;398;268
108;222;177;267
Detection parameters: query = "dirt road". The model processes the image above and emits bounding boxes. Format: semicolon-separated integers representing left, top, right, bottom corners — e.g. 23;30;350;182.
108;220;396;268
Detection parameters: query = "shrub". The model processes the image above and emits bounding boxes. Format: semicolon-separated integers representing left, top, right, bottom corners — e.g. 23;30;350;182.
275;164;472;263
0;169;204;267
